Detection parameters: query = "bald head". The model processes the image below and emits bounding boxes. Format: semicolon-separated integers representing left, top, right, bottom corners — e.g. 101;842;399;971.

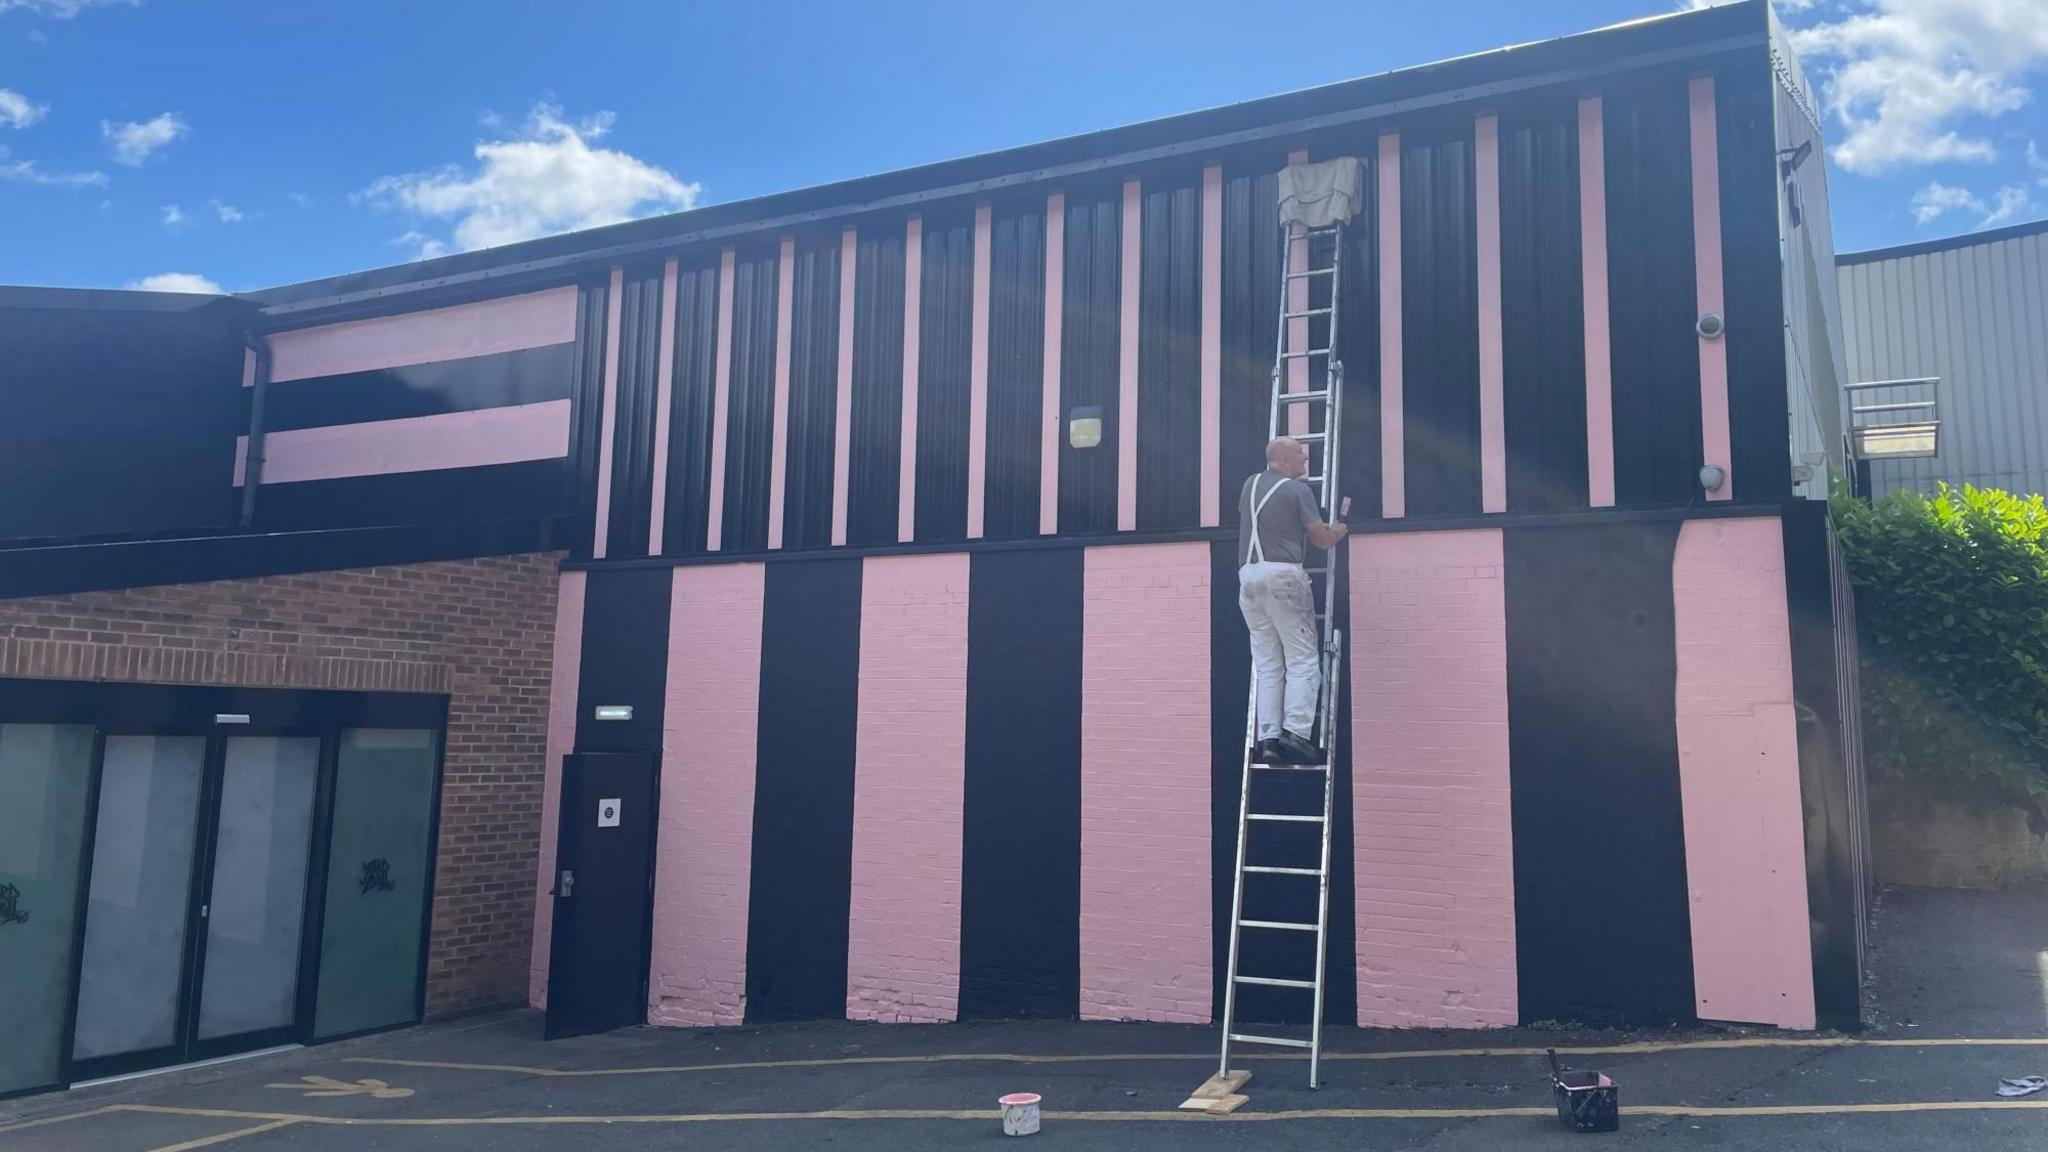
1266;436;1309;478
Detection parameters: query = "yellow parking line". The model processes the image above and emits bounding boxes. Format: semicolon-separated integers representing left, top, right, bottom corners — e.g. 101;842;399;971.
145;1119;298;1152
0;1104;119;1135
95;1098;2048;1126
345;1034;2048;1079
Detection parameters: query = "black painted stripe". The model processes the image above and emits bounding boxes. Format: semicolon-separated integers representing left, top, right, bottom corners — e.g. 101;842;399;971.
250;459;579;531
1208;539;1356;1026
260;343;576;433
959;547;1081;1018
744;557;862;1022
1505;521;1694;1026
573;566;674;753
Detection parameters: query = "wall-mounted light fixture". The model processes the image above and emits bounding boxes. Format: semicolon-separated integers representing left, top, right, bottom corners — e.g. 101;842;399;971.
1068;406;1103;450
1698;465;1726;494
1695;313;1726;340
593;705;634;722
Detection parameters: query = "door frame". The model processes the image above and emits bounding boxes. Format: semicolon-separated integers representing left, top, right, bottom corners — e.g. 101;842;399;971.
0;678;447;1092
543;749;662;1040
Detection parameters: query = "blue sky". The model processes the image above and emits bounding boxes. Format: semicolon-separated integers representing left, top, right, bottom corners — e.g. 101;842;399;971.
2;0;2044;294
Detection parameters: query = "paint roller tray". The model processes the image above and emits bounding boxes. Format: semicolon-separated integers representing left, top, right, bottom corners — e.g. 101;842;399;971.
1547;1049;1619;1133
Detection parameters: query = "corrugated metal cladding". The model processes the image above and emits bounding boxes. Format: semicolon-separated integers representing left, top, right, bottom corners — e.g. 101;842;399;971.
571;277;611;534
984;200;1048;540
783;234;841;550
1604;76;1703;507
661;257;721;554
847;226;906;546
606;264;665;557
1498;101;1588;512
1219;166;1284;521
1320;143;1382;521
723;246;780;551
1718;67;1793;500
1839;224;2048;498
1402;118;1483;518
917;210;975;542
1060;187;1123;534
1136;171;1204;531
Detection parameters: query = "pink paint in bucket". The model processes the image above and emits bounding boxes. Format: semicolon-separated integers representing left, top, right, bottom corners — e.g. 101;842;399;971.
998;1092;1042;1136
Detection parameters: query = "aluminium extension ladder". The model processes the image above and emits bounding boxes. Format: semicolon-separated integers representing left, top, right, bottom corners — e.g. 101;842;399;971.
1216;218;1348;1089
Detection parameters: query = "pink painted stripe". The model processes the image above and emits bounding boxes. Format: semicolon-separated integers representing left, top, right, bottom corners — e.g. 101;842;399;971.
1579;96;1616;509
966;204;993;539
234;399;570;486
899;216;923;543
267;285;578;384
1285;150;1311;439
1379;133;1405;519
648;563;765;1027
529;568;584;1009
847;553;970;1022
1690;75;1732;501
1349;530;1517;1028
1117;179;1141;533
1673;518;1815;1028
1199;165;1223;528
1040;193;1066;537
1475;115;1507;515
1080;542;1211;1022
592;267;626;559
648;260;680;556
832;227;858;546
767;236;796;549
707;250;737;551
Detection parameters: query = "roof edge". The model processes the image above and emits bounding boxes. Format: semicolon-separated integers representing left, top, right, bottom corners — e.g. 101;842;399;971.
1838;217;2048;266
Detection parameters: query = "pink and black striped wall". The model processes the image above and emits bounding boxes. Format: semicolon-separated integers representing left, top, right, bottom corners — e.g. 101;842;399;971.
531;507;1857;1032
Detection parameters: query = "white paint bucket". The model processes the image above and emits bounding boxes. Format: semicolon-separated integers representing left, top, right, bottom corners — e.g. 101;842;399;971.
998;1092;1042;1136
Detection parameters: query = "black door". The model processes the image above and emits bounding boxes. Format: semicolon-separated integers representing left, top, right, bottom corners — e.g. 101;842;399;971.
545;751;659;1040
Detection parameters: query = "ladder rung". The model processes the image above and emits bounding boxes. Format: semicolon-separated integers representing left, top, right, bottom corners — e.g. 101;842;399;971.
1244;864;1323;874
1247;813;1325;823
1239;919;1319;932
1280;348;1334;359
1300;473;1325;485
1277;390;1329;404
1229;1032;1315;1049
1305;566;1330;576
1285;267;1337;279
1247;763;1328;773
1283;307;1333;319
1235;975;1318;989
1293;431;1325;443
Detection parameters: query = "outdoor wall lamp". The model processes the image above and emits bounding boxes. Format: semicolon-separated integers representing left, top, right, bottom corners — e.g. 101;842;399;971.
1068;405;1103;449
1698;465;1726;494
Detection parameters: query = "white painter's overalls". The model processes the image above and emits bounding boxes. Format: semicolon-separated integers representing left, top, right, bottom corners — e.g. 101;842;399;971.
1238;475;1321;742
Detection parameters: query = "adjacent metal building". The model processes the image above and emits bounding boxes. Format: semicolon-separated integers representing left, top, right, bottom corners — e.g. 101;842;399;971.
1838;219;2048;498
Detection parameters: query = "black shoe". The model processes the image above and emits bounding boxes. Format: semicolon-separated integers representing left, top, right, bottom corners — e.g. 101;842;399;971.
1276;731;1324;765
1254;738;1285;765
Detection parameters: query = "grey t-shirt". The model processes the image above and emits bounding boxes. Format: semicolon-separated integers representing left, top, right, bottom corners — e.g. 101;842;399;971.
1236;469;1322;566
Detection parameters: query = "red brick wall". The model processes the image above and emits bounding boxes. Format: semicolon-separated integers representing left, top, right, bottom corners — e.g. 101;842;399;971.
0;552;564;1018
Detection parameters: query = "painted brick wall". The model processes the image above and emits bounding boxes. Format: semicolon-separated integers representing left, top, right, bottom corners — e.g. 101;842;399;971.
1348;530;1519;1028
1672;517;1815;1029
646;563;765;1026
0;552;564;1018
846;554;969;1022
1079;542;1211;1023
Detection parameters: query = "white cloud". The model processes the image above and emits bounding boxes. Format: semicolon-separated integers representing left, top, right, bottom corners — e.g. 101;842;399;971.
0;0;139;14
1979;183;2038;227
361;101;698;254
124;272;222;294
391;229;449;260
287;190;312;208
0;142;105;187
1912;181;1984;223
26;27;48;43
209;198;241;222
2029;140;2048;185
160;202;184;226
101;111;186;165
1789;0;2048;175
0;87;46;129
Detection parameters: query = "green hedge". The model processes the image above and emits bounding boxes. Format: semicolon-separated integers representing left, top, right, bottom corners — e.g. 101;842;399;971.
1831;483;2048;802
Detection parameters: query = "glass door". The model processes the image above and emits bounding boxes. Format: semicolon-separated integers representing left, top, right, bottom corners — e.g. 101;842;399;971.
68;731;323;1079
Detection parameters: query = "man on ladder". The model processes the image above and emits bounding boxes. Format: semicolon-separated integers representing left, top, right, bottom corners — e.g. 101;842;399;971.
1237;435;1349;766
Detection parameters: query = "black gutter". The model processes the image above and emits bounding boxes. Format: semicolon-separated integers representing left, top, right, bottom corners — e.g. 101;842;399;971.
239;332;272;528
251;4;1765;323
